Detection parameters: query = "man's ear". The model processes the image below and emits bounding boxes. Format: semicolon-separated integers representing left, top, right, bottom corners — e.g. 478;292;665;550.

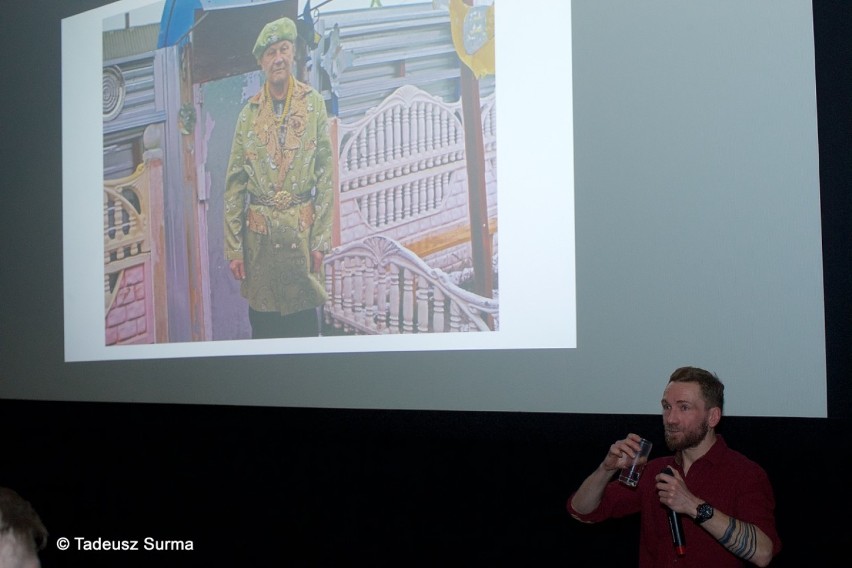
708;406;722;428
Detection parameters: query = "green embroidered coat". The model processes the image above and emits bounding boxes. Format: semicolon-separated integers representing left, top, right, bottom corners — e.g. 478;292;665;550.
224;78;334;316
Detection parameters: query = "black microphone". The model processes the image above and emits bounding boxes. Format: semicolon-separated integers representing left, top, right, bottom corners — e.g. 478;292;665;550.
662;467;686;556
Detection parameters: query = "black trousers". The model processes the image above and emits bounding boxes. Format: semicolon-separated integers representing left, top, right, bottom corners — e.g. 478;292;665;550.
249;307;319;339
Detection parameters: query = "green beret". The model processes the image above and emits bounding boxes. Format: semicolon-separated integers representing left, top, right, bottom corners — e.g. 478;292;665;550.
252;17;297;60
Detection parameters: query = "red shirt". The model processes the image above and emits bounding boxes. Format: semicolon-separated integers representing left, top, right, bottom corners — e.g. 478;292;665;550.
567;436;781;567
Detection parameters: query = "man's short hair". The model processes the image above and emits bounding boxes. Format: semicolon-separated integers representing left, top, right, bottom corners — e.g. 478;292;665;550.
0;487;48;558
668;366;725;412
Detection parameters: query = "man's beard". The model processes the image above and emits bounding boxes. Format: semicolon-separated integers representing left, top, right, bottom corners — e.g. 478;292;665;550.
665;417;710;451
268;67;290;89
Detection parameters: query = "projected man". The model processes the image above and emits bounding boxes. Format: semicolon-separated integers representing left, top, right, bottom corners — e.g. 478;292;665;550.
0;487;48;568
566;367;781;567
224;17;334;338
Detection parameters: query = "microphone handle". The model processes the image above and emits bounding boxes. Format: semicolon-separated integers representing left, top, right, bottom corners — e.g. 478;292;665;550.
667;509;686;556
662;467;686;556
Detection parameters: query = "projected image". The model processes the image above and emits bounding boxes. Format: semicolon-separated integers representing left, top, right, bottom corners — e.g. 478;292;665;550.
64;0;575;362
101;0;499;345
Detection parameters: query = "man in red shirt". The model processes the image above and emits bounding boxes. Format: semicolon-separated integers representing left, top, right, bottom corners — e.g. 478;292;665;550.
567;367;781;567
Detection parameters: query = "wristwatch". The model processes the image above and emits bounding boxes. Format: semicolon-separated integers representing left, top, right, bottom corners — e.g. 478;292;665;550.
695;502;714;525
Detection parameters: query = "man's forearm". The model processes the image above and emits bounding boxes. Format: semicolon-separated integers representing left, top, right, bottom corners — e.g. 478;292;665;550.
569;464;615;515
697;510;775;567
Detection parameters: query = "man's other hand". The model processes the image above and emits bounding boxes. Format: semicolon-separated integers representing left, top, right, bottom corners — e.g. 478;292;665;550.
230;259;245;280
310;251;324;273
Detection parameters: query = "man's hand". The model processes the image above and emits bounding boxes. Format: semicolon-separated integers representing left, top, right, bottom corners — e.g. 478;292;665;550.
602;433;647;473
230;259;245;280
569;433;645;516
310;250;324;274
655;468;699;516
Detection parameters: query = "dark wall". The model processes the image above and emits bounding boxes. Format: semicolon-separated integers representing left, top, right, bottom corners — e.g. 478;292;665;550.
2;400;849;567
815;0;852;419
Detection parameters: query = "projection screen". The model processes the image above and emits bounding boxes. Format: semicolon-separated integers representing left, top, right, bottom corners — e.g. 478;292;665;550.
0;0;827;417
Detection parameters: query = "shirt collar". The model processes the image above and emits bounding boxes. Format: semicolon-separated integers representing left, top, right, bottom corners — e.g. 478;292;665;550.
674;433;727;469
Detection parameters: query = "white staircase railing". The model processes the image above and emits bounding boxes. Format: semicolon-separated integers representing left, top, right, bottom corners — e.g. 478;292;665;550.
323;235;498;334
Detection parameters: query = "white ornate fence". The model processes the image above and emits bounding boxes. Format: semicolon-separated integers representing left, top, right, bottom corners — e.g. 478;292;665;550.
323;235;498;334
326;84;499;334
336;84;497;251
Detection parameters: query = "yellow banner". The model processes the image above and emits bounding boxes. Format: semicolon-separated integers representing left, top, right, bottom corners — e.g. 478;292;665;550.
449;0;495;79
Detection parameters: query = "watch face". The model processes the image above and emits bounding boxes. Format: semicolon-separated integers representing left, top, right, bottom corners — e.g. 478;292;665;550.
696;503;714;524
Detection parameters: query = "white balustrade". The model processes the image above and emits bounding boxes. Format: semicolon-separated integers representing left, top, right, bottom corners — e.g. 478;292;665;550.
323;235;498;334
337;85;495;236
